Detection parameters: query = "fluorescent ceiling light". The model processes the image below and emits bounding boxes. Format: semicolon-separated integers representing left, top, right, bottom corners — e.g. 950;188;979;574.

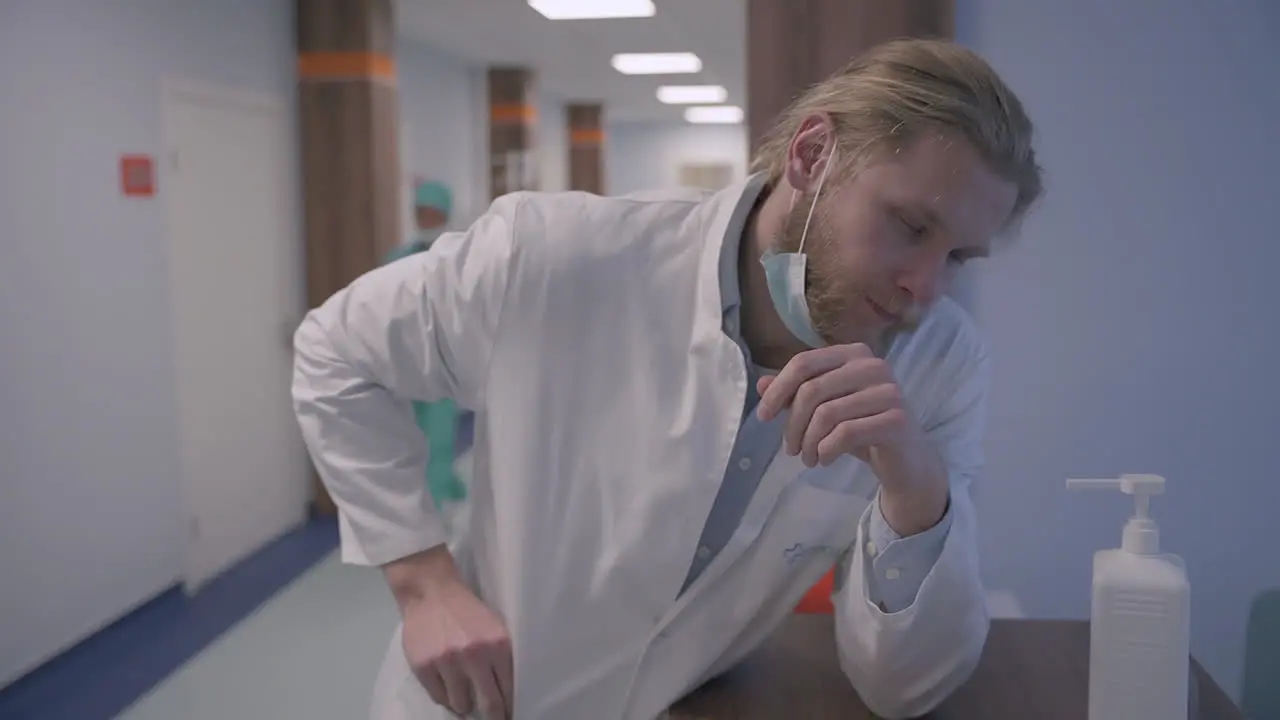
529;0;655;20
611;52;702;75
684;105;743;124
657;85;727;104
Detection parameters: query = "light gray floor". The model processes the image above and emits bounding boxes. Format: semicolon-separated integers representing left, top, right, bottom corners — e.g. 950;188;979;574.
117;552;399;720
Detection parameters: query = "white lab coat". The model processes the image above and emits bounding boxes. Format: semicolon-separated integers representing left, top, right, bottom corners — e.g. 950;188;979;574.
292;179;992;720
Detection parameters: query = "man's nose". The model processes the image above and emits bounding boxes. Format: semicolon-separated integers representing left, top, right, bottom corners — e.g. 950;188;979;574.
897;251;948;308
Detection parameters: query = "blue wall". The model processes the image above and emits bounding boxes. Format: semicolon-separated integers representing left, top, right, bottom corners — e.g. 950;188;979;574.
957;0;1280;700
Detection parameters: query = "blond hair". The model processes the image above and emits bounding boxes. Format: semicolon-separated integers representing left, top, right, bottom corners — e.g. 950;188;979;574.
752;38;1044;227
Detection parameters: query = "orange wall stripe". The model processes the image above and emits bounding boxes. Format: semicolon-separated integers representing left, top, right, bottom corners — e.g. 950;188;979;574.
298;52;395;80
489;103;537;124
569;127;604;145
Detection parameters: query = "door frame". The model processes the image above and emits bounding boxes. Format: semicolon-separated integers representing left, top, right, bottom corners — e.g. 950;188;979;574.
160;76;309;595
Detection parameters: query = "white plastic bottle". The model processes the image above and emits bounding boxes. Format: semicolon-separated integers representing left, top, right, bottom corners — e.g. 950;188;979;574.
1066;474;1191;720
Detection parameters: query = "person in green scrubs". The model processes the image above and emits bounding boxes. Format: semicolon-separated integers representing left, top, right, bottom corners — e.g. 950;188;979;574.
383;180;468;511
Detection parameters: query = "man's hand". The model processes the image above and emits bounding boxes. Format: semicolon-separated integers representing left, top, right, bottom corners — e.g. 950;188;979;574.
756;344;949;535
383;546;514;720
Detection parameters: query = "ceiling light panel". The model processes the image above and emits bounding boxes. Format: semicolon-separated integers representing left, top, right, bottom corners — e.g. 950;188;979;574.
657;85;727;104
684;105;744;124
529;0;655;20
611;52;702;75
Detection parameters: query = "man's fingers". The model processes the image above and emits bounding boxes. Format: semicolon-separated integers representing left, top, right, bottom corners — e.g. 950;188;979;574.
783;360;889;459
495;644;515;719
800;384;900;466
466;658;506;720
417;667;451;711
783;370;849;457
816;412;903;466
757;350;846;421
437;661;474;716
758;345;873;421
756;375;774;396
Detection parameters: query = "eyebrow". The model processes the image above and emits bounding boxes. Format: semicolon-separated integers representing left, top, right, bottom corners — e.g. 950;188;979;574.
891;200;945;231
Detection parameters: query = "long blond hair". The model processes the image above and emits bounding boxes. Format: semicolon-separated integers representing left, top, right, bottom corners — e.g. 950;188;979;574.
752;38;1044;229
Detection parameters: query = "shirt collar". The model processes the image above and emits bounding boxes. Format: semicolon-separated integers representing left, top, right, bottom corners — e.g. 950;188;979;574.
717;173;770;320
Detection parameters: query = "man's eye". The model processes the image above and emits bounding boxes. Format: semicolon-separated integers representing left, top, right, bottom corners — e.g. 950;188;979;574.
898;216;926;237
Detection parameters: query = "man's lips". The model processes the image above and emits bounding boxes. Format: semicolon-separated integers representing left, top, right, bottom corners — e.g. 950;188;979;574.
866;297;899;324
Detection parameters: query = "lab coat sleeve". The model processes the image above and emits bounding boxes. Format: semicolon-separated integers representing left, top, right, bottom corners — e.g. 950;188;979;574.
291;195;523;567
832;349;992;720
863;494;952;613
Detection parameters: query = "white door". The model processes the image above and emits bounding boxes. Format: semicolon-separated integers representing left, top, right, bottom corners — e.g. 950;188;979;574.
163;80;311;594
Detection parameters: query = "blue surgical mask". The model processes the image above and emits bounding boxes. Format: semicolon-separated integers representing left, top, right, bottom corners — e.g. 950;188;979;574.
760;144;837;349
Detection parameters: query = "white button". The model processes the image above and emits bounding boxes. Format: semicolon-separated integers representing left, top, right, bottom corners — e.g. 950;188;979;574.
885;568;901;581
865;541;878;556
738;457;751;470
696;546;711;559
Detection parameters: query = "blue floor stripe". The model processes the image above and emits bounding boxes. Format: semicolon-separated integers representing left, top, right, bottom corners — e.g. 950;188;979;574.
0;513;340;720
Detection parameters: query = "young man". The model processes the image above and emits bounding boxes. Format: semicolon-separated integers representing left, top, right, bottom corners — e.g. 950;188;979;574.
293;39;1043;720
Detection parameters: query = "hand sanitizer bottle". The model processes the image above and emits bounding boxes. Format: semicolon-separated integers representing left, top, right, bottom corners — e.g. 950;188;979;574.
1067;474;1191;720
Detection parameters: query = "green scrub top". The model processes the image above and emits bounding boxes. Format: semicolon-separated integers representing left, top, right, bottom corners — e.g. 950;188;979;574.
382;239;467;509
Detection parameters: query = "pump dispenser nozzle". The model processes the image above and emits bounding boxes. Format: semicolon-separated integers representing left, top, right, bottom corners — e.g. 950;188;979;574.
1067;474;1166;554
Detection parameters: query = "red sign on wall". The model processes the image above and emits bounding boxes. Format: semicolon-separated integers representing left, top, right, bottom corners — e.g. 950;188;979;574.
120;154;155;197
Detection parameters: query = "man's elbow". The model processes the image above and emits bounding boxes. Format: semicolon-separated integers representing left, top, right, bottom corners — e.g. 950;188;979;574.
839;613;988;719
291;310;346;413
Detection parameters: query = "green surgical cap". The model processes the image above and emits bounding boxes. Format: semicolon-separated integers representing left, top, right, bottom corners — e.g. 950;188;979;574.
415;180;453;215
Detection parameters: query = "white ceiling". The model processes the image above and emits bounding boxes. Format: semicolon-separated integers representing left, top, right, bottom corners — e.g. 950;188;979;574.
395;0;746;123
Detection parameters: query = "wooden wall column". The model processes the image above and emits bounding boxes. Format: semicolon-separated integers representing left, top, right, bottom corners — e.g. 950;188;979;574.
746;0;953;155
488;67;538;199
296;0;401;514
567;103;604;195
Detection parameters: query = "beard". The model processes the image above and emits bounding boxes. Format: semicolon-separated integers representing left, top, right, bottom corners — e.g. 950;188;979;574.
775;191;862;346
774;191;917;352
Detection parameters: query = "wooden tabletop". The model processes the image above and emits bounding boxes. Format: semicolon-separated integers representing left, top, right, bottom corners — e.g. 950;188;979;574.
668;616;1242;719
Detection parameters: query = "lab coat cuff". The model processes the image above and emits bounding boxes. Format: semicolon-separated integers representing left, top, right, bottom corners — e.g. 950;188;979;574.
859;495;953;614
337;506;450;568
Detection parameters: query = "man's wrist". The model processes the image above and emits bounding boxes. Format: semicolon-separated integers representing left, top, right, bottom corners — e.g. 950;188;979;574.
869;434;950;536
381;543;459;611
878;484;949;536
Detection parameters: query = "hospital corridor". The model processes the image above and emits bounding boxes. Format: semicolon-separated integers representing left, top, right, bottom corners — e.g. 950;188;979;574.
3;1;1279;719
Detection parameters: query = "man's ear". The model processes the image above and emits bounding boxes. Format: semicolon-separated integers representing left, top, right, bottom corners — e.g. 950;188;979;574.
782;114;837;194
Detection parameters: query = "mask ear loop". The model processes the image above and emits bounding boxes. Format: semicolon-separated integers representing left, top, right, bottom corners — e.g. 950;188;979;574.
797;142;836;255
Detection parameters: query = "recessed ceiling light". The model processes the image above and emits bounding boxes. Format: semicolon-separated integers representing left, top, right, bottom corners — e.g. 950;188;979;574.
529;0;655;20
684;105;743;124
657;85;727;104
611;52;702;75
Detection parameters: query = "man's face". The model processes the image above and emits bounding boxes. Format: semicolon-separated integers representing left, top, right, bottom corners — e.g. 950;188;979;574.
416;205;447;231
778;131;1018;347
